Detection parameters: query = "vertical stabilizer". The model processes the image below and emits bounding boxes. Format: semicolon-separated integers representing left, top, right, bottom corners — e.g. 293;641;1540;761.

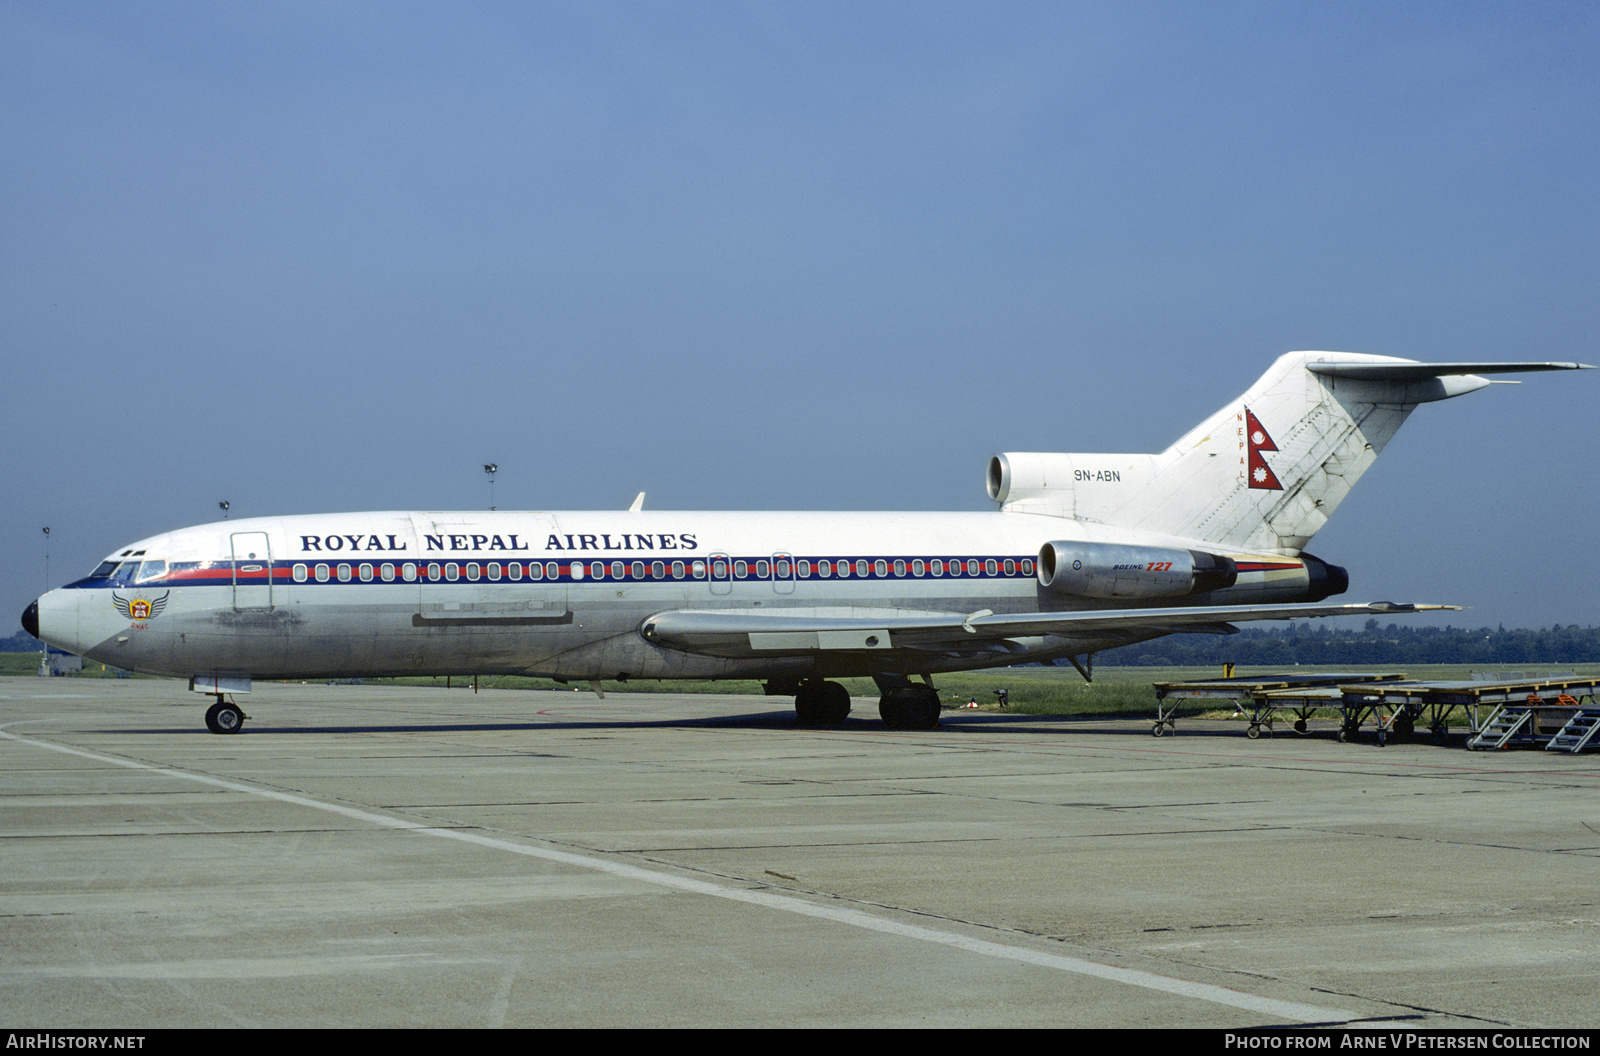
992;352;1590;554
1137;351;1431;551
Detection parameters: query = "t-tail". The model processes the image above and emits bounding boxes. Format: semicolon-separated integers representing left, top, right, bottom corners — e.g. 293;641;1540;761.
989;351;1592;557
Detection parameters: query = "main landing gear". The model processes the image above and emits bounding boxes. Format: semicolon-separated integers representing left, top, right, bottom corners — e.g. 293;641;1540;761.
205;697;247;735
794;680;852;725
878;684;942;730
785;678;943;730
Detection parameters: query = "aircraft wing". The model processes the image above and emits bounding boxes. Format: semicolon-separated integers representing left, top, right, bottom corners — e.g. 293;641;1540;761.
639;602;1456;660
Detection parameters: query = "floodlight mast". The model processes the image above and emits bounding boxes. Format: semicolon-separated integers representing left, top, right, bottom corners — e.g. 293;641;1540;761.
39;528;49;672
483;464;498;510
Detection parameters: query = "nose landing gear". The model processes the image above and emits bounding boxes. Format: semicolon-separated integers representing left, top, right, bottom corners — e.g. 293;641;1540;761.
205;697;247;734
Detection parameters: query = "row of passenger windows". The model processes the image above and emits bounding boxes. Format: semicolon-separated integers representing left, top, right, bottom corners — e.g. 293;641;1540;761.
288;557;1036;584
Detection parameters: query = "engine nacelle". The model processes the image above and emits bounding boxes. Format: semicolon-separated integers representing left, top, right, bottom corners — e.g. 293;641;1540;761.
1037;541;1238;600
1300;552;1349;602
987;452;1159;518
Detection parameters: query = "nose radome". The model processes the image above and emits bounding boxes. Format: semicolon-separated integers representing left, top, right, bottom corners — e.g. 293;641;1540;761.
22;600;40;639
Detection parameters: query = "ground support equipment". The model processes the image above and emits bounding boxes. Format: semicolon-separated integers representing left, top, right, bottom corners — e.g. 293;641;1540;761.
1344;676;1600;750
1150;673;1408;738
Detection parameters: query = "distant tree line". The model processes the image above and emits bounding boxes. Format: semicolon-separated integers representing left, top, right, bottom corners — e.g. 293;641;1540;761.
1109;621;1600;667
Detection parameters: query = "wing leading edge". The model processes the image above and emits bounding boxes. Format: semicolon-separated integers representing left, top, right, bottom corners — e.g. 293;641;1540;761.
639;602;1457;660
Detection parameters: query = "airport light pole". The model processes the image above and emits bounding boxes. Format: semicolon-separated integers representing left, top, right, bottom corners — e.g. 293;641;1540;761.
219;501;230;520
484;464;498;511
39;528;49;674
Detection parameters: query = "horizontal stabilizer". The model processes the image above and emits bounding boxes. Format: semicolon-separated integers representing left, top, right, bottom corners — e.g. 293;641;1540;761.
1306;360;1593;381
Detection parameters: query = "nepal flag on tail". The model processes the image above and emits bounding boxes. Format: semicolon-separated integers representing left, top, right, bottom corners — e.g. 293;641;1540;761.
1244;408;1283;490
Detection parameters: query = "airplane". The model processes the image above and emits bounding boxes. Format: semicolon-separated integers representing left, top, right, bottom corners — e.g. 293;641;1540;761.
21;350;1591;735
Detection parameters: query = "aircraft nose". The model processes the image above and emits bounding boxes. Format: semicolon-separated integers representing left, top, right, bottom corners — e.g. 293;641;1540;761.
22;600;40;639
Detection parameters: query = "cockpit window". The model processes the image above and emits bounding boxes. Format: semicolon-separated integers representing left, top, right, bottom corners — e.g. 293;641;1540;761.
136;561;166;583
114;562;141;582
87;561;119;580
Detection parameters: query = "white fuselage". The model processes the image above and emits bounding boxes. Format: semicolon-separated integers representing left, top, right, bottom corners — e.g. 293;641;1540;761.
32;509;1323;684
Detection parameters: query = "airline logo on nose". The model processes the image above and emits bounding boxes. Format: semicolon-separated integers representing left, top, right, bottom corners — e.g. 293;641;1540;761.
1244;409;1283;491
113;592;169;622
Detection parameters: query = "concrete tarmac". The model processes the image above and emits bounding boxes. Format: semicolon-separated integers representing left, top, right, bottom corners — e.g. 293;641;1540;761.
1;677;1597;1029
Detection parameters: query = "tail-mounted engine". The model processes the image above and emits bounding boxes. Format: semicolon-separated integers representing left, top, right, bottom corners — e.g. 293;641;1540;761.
1037;541;1237;600
987;452;1157;518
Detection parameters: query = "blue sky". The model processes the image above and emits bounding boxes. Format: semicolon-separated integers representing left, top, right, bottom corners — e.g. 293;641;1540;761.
4;1;1597;633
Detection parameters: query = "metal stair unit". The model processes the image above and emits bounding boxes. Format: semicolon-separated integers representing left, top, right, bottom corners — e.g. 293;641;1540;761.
1546;706;1600;754
1467;705;1535;751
